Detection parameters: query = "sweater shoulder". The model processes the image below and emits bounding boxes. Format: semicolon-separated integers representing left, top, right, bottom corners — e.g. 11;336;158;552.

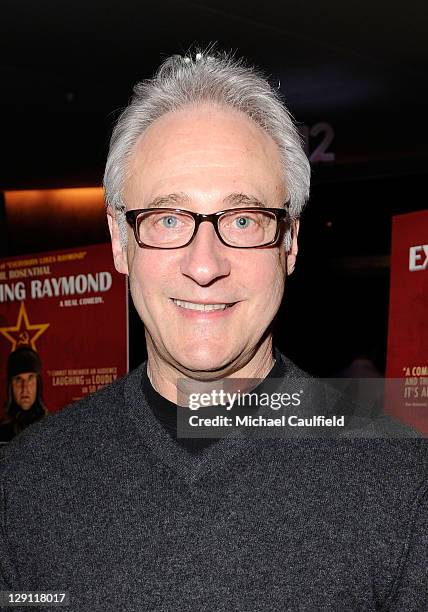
0;364;145;476
274;350;428;490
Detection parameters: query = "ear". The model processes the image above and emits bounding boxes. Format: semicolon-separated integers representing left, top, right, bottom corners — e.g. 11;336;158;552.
286;219;299;275
107;206;129;275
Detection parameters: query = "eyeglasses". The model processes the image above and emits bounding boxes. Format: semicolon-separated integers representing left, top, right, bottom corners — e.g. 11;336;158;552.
125;206;289;249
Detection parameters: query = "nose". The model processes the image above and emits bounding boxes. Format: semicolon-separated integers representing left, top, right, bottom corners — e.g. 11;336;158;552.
180;221;231;286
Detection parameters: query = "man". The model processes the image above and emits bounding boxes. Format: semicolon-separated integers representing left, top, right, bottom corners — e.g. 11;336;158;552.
0;346;47;442
1;51;427;611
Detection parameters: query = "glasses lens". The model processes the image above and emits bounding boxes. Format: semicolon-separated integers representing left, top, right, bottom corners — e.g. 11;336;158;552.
137;210;195;247
219;209;278;247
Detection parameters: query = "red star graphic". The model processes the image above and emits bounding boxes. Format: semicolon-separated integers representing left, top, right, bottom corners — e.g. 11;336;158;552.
0;302;50;351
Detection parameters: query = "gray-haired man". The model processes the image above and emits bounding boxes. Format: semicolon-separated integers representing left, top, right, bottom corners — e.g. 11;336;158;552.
1;51;427;611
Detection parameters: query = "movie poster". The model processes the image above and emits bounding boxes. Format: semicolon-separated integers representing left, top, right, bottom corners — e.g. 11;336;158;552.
385;210;428;434
0;244;128;420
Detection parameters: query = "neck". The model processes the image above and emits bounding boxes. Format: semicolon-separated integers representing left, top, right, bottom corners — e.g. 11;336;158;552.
146;336;275;404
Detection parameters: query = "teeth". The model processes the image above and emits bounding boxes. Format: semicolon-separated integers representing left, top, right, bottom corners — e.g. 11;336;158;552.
173;299;231;311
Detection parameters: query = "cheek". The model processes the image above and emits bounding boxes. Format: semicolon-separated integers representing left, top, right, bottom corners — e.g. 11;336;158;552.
252;251;285;303
128;251;176;304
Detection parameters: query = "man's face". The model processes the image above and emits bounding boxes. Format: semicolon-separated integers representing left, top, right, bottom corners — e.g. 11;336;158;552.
11;372;37;410
111;104;297;377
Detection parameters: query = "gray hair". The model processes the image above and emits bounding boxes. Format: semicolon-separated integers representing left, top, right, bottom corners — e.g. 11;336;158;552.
104;49;310;250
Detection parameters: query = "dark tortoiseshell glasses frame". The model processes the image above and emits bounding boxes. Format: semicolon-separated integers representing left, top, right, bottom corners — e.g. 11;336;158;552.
124;205;290;249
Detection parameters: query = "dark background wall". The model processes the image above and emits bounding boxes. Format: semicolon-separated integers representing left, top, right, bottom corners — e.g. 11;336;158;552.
1;0;427;374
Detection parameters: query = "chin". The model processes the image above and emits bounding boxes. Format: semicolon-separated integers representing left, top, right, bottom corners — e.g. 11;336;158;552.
171;343;236;375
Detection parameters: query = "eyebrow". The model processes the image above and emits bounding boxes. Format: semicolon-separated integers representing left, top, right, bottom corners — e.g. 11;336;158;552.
146;193;190;208
145;192;266;209
223;193;266;208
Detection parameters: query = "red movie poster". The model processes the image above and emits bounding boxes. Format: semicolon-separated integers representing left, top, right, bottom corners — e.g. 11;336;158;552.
0;244;128;418
385;210;428;433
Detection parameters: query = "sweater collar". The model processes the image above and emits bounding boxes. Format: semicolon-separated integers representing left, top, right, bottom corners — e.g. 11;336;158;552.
123;349;312;483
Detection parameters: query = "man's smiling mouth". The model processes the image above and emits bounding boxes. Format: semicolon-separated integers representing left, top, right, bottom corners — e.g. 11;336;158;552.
171;298;236;312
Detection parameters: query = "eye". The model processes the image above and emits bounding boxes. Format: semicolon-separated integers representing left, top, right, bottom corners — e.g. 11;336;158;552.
233;216;253;229
160;215;179;228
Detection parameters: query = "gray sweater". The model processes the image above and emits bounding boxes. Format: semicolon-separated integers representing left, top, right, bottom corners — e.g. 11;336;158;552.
1;353;427;611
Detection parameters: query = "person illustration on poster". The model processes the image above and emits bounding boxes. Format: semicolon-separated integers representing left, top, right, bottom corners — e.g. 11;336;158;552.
0;346;48;442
